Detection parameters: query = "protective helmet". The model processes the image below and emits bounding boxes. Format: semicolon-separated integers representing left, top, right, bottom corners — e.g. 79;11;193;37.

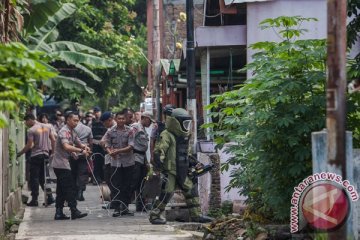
171;108;192;132
163;104;176;116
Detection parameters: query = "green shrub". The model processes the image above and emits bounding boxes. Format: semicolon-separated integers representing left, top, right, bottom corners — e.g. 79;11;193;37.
208;200;234;218
206;15;360;221
204;16;327;221
0;42;57;127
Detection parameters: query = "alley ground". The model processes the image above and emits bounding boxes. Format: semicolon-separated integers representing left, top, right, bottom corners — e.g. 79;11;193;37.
15;185;202;240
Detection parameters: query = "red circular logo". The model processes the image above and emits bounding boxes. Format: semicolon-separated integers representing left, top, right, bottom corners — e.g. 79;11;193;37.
301;183;349;231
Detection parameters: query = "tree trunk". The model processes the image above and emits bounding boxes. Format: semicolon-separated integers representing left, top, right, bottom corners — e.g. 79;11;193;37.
3;0;10;43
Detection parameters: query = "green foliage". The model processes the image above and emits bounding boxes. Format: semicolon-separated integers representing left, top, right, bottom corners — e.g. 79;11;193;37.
8;139;16;166
347;0;360;49
204;14;360;223
57;0;147;109
208;200;234;219
0;42;57;127
5;216;21;231
244;222;266;240
347;0;360;147
23;0;64;36
22;0;117;99
205;16;327;221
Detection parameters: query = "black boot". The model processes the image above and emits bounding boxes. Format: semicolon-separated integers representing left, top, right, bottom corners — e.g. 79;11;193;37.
27;199;38;207
112;208;121;217
112;205;134;217
149;209;166;225
70;207;87;220
136;198;143;212
77;190;85;201
54;208;70;220
47;195;55;205
102;201;115;210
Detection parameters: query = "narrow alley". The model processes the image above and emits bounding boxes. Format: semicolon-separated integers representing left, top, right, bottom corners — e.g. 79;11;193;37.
16;186;199;240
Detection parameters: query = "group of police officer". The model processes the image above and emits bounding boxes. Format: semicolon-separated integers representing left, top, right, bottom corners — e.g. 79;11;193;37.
18;105;212;224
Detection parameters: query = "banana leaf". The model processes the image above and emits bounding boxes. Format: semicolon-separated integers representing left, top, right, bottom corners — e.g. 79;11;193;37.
49;41;104;56
44;76;95;94
49;51;117;68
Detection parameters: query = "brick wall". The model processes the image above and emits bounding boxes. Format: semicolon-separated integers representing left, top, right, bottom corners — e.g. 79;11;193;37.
162;2;204;59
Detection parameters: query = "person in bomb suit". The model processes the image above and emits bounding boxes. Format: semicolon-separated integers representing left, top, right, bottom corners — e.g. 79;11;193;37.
149;104;176;164
149;108;213;224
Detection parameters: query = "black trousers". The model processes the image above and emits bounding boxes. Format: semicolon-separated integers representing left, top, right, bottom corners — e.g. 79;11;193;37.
110;165;134;209
29;154;50;199
54;168;77;209
70;156;89;191
104;163;114;199
92;144;105;182
132;162;147;198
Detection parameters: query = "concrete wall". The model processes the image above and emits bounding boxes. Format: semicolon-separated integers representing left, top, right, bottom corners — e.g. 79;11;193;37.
218;145;247;202
197;147;246;214
246;0;327;77
0;119;25;235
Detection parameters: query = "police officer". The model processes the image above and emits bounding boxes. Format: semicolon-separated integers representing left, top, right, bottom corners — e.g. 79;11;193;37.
72;121;93;201
17;113;56;206
91;107;107;183
149;108;213;224
51;111;91;220
102;110;135;217
100;111;116;209
131;111;153;211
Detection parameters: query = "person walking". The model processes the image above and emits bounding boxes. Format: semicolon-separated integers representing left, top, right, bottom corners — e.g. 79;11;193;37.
17;113;56;206
51;111;91;220
131;111;153;211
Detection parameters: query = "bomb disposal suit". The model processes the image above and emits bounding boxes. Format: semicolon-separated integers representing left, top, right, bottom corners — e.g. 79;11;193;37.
149;108;212;224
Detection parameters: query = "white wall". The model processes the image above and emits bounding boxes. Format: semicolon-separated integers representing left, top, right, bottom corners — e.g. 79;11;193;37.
219;144;247;202
246;0;328;77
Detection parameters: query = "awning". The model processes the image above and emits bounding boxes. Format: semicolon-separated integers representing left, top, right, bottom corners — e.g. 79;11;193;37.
160;59;170;75
224;0;271;5
160;59;180;76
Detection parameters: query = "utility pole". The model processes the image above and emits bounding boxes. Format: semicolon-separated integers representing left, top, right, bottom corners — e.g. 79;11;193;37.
186;0;197;153
326;0;347;239
153;0;161;121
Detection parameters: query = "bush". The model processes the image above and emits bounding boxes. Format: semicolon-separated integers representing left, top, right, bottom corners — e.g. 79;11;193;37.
205;16;327;221
0;42;57;127
205;15;360;222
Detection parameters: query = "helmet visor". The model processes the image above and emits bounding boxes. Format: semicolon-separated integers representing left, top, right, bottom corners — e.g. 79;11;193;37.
182;120;192;131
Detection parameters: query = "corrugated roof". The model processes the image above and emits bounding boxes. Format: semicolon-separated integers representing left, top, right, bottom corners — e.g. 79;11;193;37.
224;0;271;5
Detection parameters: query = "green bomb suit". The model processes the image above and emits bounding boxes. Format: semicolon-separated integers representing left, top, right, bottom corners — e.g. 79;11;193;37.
149;109;201;224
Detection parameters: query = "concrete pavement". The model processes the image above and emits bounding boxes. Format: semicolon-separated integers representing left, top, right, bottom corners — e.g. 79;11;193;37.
16;185;198;240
